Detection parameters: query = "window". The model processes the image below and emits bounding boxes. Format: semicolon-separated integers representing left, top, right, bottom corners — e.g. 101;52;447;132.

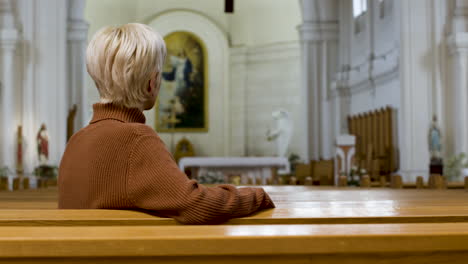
353;0;367;34
378;0;385;19
353;0;368;18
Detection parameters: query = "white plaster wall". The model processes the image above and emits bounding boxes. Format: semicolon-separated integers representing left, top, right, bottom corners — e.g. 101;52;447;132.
243;42;301;157
135;0;229;33
86;0;302;47
229;46;248;156
16;0;68;171
336;0;402;170
349;78;400;115
133;0;301;47
229;0;302;46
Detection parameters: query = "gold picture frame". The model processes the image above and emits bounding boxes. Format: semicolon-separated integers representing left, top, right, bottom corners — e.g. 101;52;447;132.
155;31;208;132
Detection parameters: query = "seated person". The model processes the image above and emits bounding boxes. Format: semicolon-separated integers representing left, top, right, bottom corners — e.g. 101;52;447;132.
58;23;275;224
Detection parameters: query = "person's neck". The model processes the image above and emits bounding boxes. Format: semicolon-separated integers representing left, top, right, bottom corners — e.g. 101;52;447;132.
99;98;145;111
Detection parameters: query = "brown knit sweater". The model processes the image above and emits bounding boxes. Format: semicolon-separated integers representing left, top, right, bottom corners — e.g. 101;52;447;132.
58;103;275;224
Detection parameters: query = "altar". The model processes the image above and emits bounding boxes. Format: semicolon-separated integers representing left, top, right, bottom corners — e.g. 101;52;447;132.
178;157;290;185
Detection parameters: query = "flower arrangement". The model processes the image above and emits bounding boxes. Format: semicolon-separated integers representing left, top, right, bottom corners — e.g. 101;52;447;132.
345;166;367;186
198;171;225;184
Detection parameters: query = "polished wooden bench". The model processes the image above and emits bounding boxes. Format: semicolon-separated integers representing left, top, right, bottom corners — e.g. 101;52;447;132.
1;223;468;263
1;206;468;226
1;187;468;226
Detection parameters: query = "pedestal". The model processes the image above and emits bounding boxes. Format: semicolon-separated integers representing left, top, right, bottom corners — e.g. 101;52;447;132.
334;135;356;186
429;158;444;175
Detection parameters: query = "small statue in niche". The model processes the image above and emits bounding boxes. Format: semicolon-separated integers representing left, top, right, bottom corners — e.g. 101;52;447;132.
428;115;442;162
37;124;49;165
266;110;293;157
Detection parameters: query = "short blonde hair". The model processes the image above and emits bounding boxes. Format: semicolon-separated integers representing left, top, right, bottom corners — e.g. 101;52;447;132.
86;23;166;108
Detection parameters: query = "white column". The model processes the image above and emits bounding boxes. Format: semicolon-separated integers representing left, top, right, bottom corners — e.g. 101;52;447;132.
0;41;17;170
448;34;468;155
298;0;339;161
398;0;433;181
0;0;19;171
67;0;89;129
447;0;468;156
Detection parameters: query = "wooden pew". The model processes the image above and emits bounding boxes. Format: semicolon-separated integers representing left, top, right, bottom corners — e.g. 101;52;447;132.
1;223;468;263
348;106;398;180
1;205;468;226
0;186;468;226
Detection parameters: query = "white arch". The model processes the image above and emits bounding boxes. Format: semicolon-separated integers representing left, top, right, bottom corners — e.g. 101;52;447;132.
147;10;230;156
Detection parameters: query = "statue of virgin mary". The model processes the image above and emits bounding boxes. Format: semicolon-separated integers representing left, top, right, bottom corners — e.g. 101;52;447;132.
428;115;442;161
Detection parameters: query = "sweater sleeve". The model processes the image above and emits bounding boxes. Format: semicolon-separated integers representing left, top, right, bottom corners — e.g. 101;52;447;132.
127;133;275;224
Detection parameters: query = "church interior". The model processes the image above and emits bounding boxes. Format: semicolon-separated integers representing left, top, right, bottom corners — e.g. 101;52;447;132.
1;0;468;262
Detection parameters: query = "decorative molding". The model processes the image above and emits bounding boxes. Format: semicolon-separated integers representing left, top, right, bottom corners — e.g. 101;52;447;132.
140;8;228;39
247;42;300;63
335;47;399;95
0;28;19;44
447;32;468;54
298;21;339;42
67;19;89;41
230;45;248;65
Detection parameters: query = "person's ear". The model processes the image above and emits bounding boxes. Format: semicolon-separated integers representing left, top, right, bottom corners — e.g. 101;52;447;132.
149;76;156;95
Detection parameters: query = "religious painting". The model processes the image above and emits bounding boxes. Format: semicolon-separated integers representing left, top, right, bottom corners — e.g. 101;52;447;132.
156;31;208;132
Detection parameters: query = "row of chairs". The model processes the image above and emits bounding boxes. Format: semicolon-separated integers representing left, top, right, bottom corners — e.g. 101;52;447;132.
287;173;468;189
0;177;56;191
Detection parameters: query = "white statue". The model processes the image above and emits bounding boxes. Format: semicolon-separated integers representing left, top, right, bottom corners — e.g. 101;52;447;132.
266;110;293;157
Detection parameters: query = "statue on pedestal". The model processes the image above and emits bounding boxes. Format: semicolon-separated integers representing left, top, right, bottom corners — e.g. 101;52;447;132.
429;115;443;176
428;115;442;162
266;110;293;157
37;124;49;165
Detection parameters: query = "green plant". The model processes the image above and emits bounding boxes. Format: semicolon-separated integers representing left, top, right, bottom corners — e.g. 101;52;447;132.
0;167;9;178
288;153;302;173
444;153;468;181
347;166;364;186
34;165;58;179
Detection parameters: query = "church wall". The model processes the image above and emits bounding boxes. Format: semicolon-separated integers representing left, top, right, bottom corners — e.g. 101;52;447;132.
241;42;301;158
349;78;400;115
344;0;399;116
229;0;302;46
398;0;454;181
334;0;403;174
337;0;451;181
133;0;301;47
13;0;68;172
135;0;229;34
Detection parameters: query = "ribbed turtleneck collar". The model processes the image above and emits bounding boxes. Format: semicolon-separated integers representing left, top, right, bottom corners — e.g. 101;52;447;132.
90;103;146;124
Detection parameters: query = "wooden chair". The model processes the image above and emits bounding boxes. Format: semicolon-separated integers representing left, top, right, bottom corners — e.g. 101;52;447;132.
294;163;312;184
